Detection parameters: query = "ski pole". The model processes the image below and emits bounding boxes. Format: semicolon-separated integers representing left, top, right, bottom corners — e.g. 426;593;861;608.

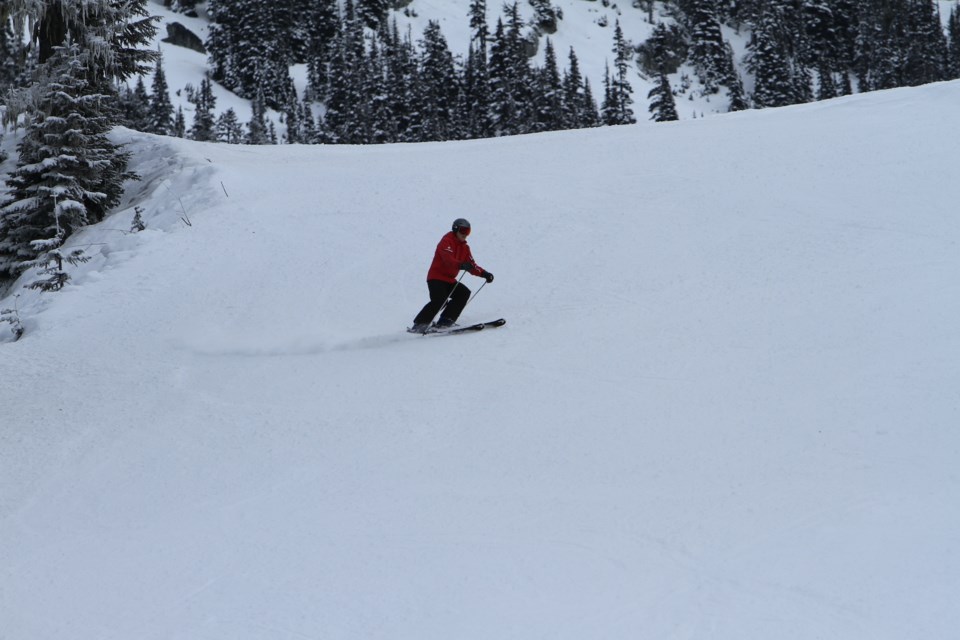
466;280;488;306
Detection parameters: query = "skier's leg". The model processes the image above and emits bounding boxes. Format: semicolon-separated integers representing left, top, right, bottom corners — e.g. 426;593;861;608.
413;281;454;327
438;284;471;324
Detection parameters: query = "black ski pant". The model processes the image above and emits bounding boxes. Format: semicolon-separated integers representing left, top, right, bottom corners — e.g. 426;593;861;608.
413;279;471;326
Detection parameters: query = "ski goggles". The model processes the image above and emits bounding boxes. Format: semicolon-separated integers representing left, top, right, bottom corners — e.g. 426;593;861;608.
458;226;471;236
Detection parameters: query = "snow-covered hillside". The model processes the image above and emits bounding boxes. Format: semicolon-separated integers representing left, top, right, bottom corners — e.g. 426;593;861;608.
108;0;960;132
137;0;735;127
2;76;960;638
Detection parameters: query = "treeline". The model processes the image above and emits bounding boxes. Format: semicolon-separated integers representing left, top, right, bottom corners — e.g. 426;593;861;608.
669;0;960;110
120;0;631;145
118;0;960;145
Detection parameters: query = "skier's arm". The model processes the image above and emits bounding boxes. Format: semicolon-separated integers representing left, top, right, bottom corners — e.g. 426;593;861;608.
460;247;484;276
462;249;492;281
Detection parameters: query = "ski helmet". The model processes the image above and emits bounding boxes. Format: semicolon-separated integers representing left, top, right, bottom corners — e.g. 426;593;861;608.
452;218;471;235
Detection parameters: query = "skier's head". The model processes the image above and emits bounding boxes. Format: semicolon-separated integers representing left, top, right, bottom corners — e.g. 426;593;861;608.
452;218;471;236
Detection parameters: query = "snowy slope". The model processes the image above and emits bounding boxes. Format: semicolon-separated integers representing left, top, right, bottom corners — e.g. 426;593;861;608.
2;80;960;639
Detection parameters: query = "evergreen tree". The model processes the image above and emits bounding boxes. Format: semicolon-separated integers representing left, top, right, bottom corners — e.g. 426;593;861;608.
460;41;493;139
581;78;600;128
648;72;679;122
304;0;341;101
561;47;583;129
606;21;636;125
903;0;948;86
173;106;187;138
529;0;560;34
189;76;217;141
637;22;686;77
357;0;390;30
148;54;175;135
949;5;960;78
301;97;318;144
726;69;750;111
533;38;564;132
119;77;151;131
286;0;315;63
216;108;244;144
16;0;159;95
381;22;421;142
816;63;838;99
418;21;460;141
366;35;393;143
322;0;374;143
1;17;23;93
469;0;489;49
0;2;156;286
601;64;616;125
802;0;843;74
487;5;535;136
246;97;270;145
462;0;492;138
747;6;796;108
0;48;130;285
686;0;735;94
852;0;947;90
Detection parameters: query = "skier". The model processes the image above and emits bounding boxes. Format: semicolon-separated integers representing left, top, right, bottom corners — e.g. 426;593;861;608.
410;218;494;333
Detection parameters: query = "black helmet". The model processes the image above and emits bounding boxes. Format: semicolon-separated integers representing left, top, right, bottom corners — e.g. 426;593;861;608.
452;218;471;234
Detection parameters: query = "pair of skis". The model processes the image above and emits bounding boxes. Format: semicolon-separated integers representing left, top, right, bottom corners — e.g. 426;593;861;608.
409;318;506;336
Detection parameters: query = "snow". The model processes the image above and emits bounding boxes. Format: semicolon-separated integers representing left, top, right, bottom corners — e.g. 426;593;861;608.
2;81;959;638
3;18;960;640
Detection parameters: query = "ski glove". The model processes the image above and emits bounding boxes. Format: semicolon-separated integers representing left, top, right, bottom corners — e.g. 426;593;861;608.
483;271;494;283
460;261;475;271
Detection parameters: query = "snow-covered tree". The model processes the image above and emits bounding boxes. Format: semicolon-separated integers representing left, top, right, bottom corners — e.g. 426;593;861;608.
216;108;244;144
357;0;390;30
460;41;493;139
173;106;187;138
747;6;796;108
304;0;341;101
418;21;460;141
488;6;535;136
949;4;960;78
1;17;23;94
189;76;217;142
686;0;735;94
581;78;600;128
0;48;131;286
533;38;563;132
561;47;585;129
148;54;175;135
8;0;158;88
606;21;636;125
468;0;489;49
119;77;151;131
246;98;271;145
648;72;679;122
0;1;156;288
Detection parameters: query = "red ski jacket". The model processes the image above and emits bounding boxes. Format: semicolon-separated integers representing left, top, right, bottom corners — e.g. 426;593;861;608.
426;231;485;283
